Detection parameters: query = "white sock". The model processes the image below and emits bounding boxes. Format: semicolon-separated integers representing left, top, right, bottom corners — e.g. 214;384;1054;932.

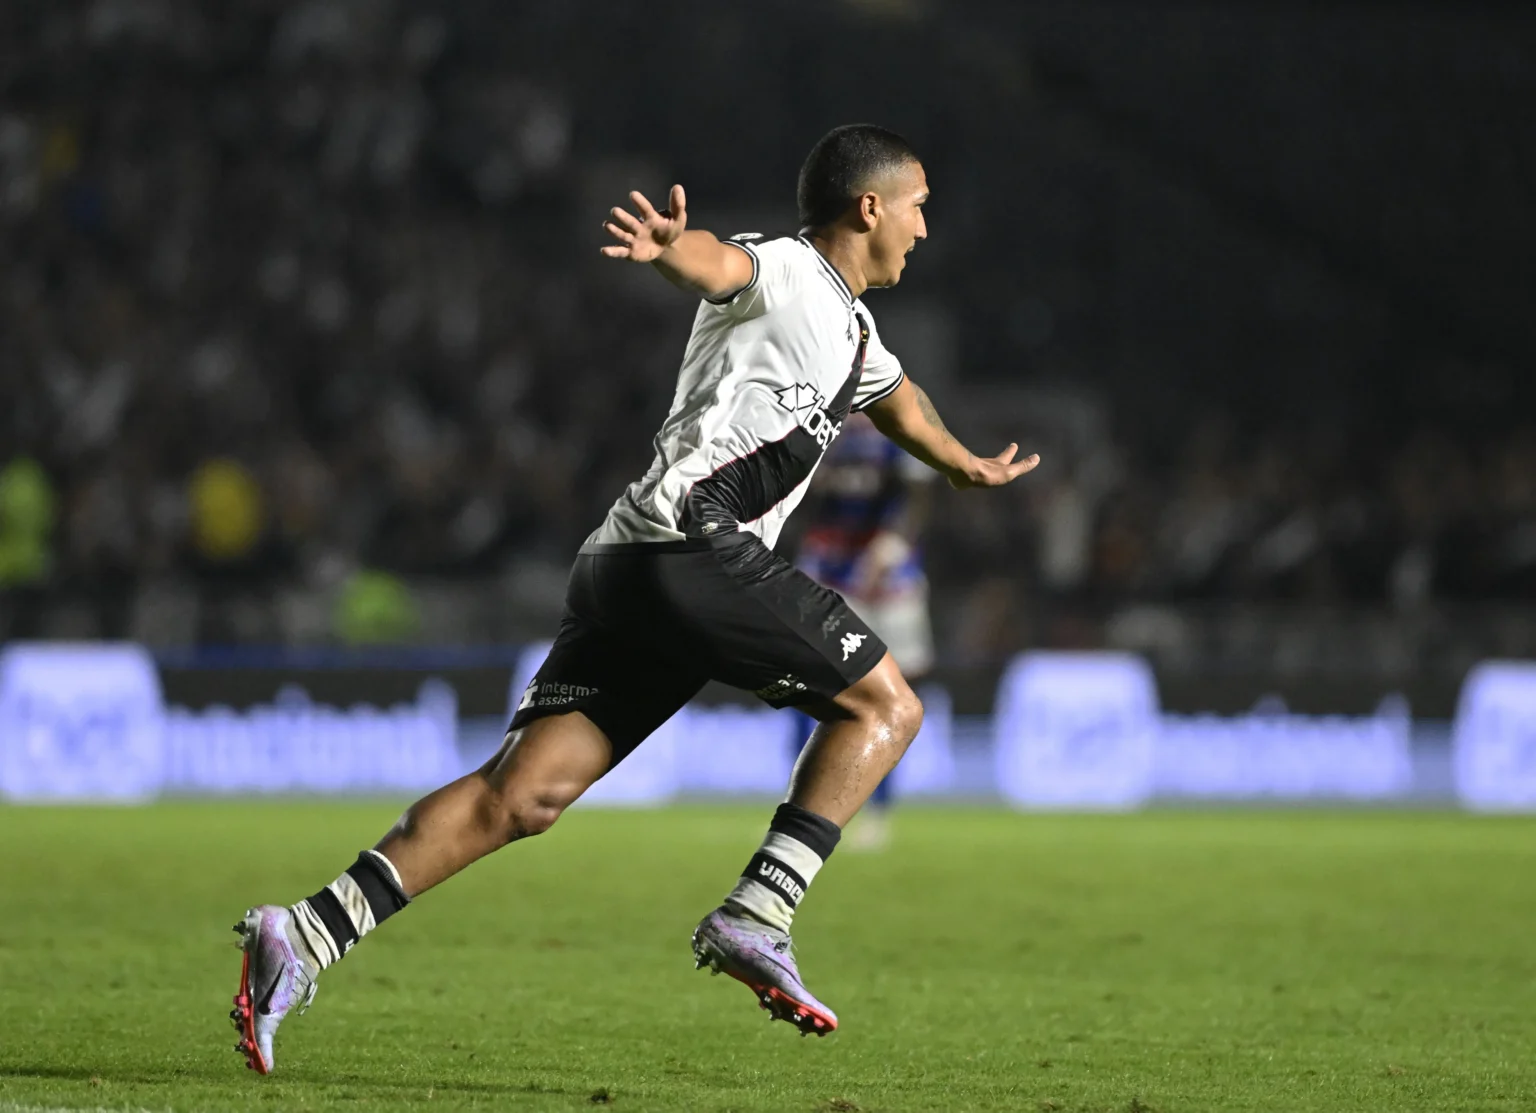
289;849;410;971
724;831;828;933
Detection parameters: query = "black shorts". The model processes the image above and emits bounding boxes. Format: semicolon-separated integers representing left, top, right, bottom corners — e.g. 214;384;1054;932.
507;533;887;763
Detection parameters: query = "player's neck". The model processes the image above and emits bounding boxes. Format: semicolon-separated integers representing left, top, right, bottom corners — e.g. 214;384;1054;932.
805;231;869;299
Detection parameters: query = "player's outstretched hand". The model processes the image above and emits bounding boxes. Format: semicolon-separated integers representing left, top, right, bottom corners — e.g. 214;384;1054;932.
601;184;687;262
950;443;1040;490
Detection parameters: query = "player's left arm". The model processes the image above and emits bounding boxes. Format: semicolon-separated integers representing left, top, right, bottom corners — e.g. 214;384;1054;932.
864;377;1039;490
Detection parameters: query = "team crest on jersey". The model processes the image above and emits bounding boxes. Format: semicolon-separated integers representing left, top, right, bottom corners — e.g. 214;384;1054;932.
774;383;843;449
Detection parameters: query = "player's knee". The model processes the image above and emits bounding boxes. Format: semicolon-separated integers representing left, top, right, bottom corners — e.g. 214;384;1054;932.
479;785;569;844
855;681;922;749
844;664;924;748
506;795;564;840
884;685;924;747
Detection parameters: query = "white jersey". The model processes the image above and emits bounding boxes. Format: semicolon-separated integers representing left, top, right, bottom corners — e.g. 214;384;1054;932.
586;233;907;552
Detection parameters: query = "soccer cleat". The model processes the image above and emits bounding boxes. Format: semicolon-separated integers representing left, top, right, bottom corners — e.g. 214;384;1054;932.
691;907;837;1036
230;905;318;1074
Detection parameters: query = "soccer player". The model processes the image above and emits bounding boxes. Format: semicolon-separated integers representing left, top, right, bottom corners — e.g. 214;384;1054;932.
230;124;1038;1073
794;410;937;849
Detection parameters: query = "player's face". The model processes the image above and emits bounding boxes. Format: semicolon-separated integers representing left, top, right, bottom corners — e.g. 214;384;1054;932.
868;161;929;288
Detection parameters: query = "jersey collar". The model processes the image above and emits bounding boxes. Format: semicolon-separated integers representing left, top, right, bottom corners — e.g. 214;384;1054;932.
797;232;855;307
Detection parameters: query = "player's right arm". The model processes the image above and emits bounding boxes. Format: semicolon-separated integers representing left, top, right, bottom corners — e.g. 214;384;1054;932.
601;185;754;302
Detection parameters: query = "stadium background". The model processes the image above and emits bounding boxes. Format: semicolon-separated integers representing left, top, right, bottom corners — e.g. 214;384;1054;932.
4;4;1536;1109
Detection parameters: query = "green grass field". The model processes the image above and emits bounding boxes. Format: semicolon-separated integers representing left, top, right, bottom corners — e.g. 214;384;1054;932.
2;804;1534;1112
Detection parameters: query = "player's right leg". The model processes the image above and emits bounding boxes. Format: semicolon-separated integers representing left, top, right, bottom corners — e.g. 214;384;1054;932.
693;652;922;1034
841;587;935;850
660;535;924;1034
230;711;614;1074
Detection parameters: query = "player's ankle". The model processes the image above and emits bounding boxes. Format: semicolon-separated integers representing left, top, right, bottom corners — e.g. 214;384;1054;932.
288;849;410;971
721;803;841;933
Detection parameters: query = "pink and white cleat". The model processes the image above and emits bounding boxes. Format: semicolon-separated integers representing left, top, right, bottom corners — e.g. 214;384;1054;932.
229;905;317;1074
692;907;838;1036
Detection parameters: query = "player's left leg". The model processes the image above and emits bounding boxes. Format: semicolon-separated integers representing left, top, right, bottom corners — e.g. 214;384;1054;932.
231;712;614;1074
231;579;703;1074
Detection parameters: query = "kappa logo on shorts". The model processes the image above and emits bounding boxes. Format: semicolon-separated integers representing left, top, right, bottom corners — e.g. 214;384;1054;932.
840;632;866;661
820;612;843;639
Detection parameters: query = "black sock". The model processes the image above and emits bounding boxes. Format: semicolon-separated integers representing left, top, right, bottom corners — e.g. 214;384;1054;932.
289;850;410;969
724;803;842;932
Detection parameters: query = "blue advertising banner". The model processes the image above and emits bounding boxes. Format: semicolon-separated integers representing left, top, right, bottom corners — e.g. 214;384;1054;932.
1453;661;1536;811
0;643;165;802
1156;696;1412;800
993;652;1160;809
4;640;1529;808
164;681;459;794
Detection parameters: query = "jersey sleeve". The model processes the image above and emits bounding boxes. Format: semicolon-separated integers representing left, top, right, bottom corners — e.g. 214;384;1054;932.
705;234;802;319
851;311;906;412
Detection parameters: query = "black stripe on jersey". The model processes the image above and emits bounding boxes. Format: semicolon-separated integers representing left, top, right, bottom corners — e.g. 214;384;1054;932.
851;369;906;412
680;316;870;535
681;426;822;535
824;318;869;417
579;539;715;554
703;239;761;305
797;234;853;306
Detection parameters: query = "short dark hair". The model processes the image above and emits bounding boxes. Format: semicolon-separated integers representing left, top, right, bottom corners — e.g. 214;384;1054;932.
796;124;920;228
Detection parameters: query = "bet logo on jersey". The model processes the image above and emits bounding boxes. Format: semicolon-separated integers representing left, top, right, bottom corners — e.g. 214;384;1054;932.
774;383;843;449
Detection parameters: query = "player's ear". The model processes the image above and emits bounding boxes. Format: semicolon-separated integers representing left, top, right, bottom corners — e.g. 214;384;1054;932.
857;191;879;231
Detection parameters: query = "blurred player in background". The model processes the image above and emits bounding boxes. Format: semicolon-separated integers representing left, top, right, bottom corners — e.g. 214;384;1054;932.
794;411;935;849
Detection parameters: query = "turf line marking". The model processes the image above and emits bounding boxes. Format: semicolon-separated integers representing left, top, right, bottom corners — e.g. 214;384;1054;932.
0;1104;174;1113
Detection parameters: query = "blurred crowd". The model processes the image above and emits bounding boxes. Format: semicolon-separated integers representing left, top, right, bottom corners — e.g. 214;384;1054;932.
2;0;1533;650
2;0;691;602
928;418;1536;665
